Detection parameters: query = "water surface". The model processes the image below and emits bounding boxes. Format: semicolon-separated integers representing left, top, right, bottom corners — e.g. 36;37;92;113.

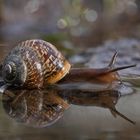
0;38;140;140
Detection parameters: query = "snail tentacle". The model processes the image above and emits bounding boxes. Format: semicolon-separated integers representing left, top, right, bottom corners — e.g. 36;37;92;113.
110;107;136;125
108;64;136;73
108;52;118;67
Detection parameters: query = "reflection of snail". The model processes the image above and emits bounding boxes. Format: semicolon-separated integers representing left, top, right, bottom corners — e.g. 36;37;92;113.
2;87;69;127
2;86;135;127
59;88;135;125
1;39;135;89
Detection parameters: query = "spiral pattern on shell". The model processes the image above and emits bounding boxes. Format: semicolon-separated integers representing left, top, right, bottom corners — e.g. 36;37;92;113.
2;39;71;88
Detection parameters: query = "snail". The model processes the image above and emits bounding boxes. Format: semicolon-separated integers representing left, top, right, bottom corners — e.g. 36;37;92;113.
2;85;135;127
1;39;136;90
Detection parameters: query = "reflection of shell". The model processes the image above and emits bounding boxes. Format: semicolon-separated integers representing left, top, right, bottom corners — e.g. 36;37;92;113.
2;89;69;127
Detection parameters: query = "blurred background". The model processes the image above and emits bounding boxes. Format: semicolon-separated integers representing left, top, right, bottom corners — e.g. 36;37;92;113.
0;0;140;58
0;0;140;140
1;0;140;71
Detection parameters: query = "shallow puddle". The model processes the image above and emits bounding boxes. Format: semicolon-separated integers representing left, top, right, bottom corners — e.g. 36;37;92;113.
0;82;139;140
0;38;140;140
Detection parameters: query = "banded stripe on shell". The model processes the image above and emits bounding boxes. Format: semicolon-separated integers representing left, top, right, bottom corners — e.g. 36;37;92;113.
2;39;71;88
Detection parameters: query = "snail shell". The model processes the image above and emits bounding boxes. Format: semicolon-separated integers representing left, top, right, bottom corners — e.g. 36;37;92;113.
2;40;71;88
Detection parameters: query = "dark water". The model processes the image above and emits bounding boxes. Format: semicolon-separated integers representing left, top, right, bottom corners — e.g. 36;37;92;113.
0;83;139;140
0;38;140;140
0;84;140;140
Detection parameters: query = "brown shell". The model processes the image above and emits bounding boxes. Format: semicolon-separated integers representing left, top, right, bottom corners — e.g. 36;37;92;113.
3;39;71;88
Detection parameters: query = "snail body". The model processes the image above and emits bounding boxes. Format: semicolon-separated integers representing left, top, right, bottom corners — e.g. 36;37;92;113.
1;39;135;89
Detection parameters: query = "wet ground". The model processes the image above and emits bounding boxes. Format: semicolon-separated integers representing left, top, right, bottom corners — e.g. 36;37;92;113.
0;38;139;140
